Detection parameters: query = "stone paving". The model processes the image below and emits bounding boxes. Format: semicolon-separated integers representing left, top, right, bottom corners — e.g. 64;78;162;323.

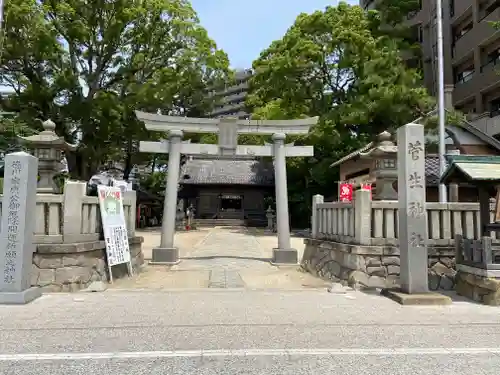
110;227;330;290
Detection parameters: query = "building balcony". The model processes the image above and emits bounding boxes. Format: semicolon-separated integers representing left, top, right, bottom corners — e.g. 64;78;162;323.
452;8;500;63
453;60;500;104
403;9;425;27
219;91;247;105
361;0;377;11
469;111;500;137
450;2;472;23
210;102;247;117
219;81;249;96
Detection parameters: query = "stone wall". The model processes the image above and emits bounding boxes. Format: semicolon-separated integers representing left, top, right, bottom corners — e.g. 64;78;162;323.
31;236;144;292
455;269;500;305
302;238;456;290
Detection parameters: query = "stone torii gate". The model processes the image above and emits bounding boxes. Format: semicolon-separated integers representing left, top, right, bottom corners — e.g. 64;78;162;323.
136;111;318;265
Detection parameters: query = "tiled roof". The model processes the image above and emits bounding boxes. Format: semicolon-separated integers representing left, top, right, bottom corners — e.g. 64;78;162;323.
330;108;500;168
425;155;441;186
330;141;374;168
179;158;274;186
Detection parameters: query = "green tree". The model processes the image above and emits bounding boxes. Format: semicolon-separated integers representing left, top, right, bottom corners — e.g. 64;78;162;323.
1;0;230;180
139;170;167;197
373;0;421;26
368;0;423;72
0;115;37;158
247;2;434;226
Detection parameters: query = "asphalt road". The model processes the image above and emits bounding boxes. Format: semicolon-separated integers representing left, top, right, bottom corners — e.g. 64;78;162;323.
1;289;500;374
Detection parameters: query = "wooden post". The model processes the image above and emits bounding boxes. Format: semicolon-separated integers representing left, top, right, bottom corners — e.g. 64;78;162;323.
455;234;464;265
482;236;493;268
478;185;491;237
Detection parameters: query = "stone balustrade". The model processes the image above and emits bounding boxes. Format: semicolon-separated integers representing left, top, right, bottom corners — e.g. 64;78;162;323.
0;181;142;292
0;182;136;244
304;189;500;292
311;192;496;246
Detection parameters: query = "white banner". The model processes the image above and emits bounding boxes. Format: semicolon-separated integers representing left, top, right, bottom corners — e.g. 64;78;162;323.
97;186;131;267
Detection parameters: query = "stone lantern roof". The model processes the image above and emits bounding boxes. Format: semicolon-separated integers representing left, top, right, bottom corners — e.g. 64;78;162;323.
18;119;77;151
17;119;77;193
359;131;397;159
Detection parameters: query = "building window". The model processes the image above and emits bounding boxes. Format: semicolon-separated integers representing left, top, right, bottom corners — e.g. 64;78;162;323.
454;67;474;85
453;22;473;42
488;48;500;64
432;43;438;61
480;47;500;72
450;0;455;17
363;0;376;10
490;98;500;117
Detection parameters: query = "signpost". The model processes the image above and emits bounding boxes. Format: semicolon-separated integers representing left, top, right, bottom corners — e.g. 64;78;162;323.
0;152;41;304
97;186;133;282
382;123;452;305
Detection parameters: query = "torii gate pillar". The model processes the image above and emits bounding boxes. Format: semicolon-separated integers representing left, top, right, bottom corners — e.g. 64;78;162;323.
152;130;183;264
271;133;296;264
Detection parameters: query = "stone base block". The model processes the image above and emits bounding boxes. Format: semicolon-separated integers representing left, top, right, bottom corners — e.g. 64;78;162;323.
381;288;452;306
150;247;180;265
455;269;500;305
271;248;298;265
0;287;42;305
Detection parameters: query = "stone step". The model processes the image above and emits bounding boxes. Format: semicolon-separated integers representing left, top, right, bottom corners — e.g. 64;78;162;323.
196;219;246;227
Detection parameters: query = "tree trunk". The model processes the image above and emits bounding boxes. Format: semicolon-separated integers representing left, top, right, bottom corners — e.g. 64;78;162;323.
122;151;133;181
151;156;156;173
122;139;134;181
66;149;100;181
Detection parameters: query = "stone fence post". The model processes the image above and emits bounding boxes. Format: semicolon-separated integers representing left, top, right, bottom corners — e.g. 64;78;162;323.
62;181;87;243
311;194;324;239
354;189;372;245
123;190;137;238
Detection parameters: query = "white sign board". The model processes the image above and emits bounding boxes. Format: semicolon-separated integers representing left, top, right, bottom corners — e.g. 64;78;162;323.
112;179;132;193
97;186;132;280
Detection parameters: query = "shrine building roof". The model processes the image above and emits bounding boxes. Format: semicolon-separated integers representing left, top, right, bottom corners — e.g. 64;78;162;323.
441;155;500;184
179;157;274;186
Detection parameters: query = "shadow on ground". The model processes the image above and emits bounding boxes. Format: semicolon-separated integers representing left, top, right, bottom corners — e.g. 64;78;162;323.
227;227;309;238
182;255;271;262
354;287;484;306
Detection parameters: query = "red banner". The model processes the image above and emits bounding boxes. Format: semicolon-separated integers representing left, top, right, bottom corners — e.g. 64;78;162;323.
339;183;353;202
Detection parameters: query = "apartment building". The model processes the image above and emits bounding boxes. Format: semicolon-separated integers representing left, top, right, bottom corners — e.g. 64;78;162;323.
208;69;252;119
360;0;500;138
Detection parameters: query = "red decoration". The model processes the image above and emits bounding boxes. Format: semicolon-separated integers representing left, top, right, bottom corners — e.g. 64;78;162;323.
100;191;106;199
361;183;373;200
339;183;353;202
115;192;121;199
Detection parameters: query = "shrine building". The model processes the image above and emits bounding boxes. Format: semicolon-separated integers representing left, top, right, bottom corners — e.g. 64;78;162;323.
178;155;275;226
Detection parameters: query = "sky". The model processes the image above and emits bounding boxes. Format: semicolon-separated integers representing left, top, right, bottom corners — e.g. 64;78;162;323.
191;0;358;69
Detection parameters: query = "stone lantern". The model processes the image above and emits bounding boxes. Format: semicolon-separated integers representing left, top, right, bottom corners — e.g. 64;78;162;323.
18;119;77;193
360;131;398;200
266;206;276;231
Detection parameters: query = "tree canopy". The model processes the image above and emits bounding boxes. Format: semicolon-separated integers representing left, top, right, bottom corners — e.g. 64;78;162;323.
1;0;231;180
247;2;434;226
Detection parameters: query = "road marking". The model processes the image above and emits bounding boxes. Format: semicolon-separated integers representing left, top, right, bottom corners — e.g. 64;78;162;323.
0;348;499;361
